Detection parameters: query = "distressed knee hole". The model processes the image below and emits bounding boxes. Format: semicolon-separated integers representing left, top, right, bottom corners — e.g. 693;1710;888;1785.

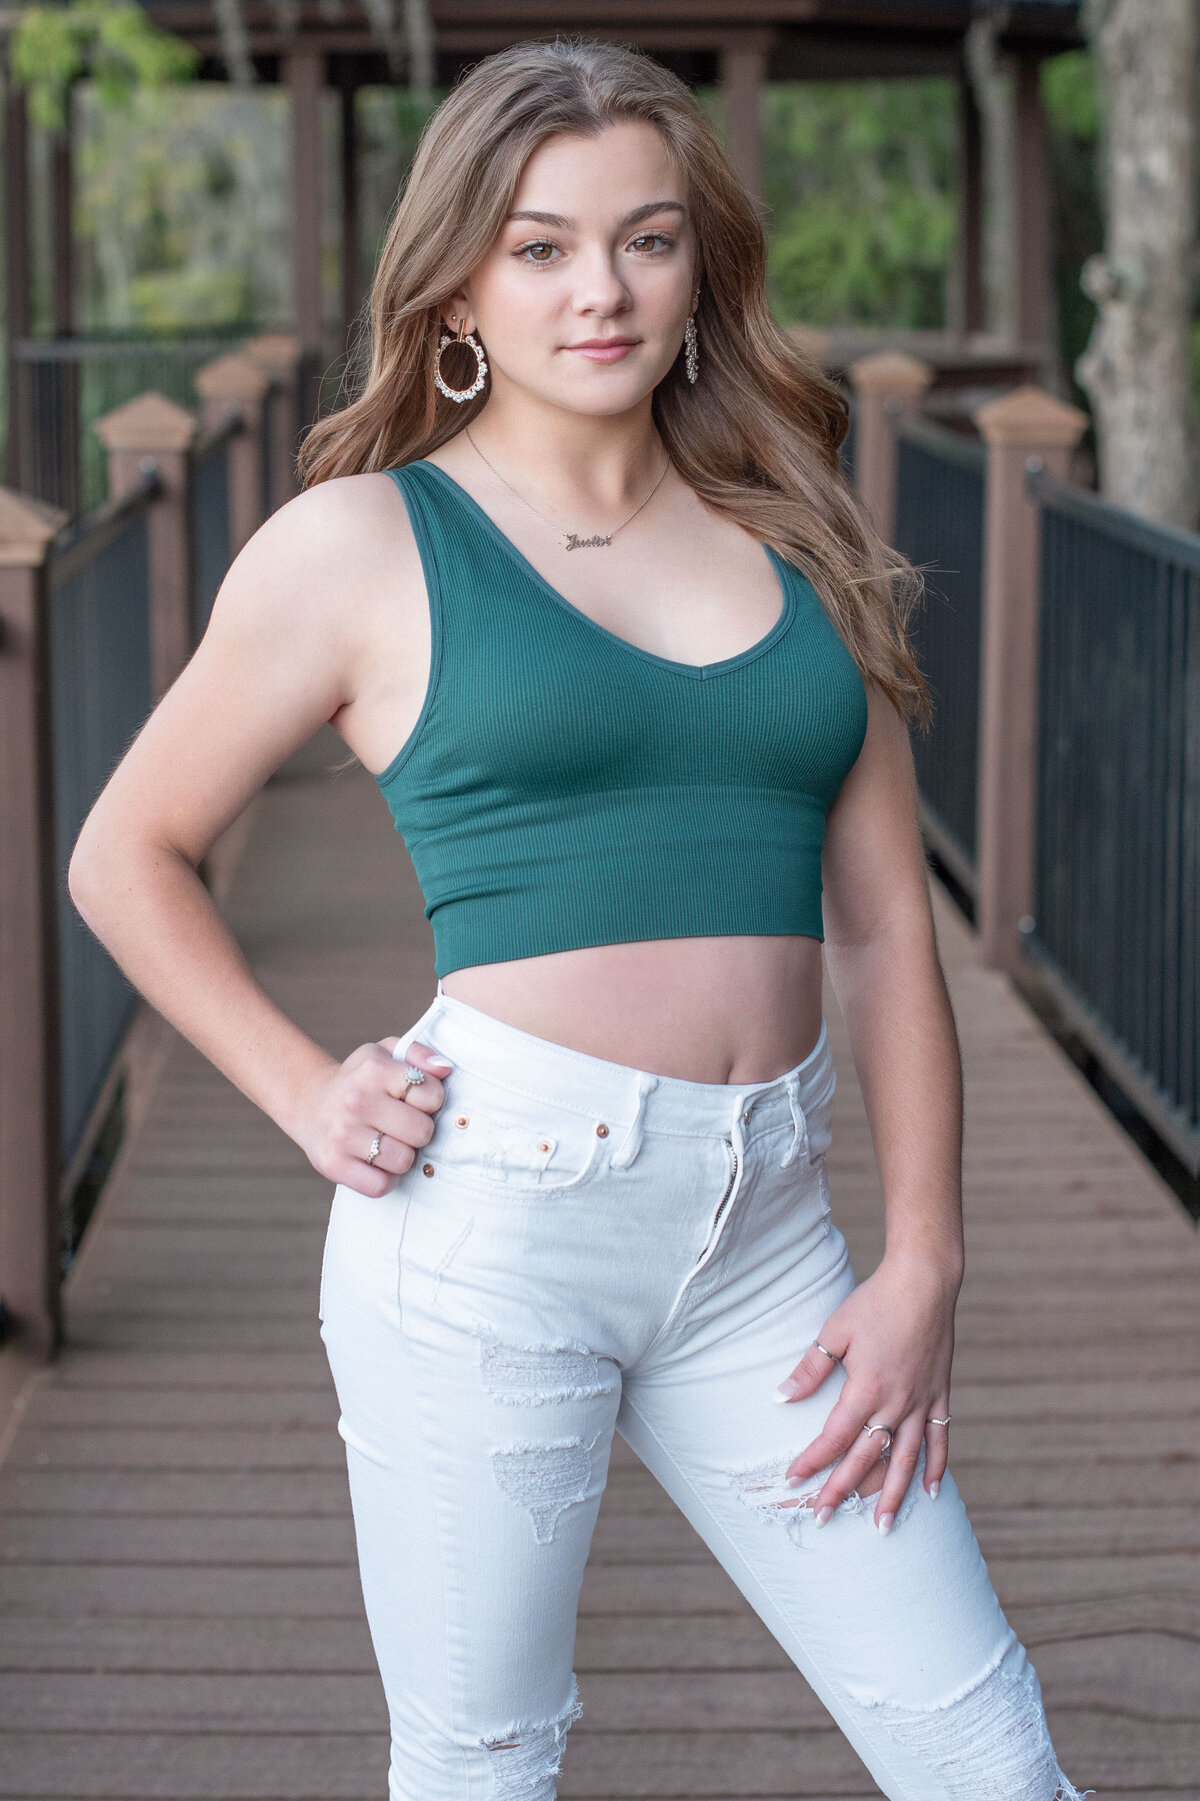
852;1638;1094;1800
473;1323;616;1407
489;1433;599;1544
481;1680;583;1800
729;1450;916;1544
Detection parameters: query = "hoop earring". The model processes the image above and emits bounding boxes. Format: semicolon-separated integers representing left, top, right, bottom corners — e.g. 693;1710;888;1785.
434;317;488;403
684;311;699;385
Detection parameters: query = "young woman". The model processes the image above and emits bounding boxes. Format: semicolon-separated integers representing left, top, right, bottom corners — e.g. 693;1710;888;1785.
69;37;1091;1801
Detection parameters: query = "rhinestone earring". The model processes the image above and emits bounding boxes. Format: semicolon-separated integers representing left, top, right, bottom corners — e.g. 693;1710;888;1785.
434;314;489;403
684;305;699;385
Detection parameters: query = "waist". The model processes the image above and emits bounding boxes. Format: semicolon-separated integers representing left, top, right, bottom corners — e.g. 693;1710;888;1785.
400;983;837;1152
439;934;824;1086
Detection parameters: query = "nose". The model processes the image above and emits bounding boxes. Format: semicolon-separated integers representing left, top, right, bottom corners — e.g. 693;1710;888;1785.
569;246;632;316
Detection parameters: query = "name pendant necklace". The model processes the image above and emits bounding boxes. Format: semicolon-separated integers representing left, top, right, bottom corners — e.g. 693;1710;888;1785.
464;424;671;551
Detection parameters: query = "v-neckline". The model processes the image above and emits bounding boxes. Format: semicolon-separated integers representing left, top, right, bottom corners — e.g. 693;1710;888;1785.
412;458;796;681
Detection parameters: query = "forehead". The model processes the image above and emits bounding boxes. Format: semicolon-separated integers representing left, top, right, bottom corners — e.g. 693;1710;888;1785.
508;121;685;218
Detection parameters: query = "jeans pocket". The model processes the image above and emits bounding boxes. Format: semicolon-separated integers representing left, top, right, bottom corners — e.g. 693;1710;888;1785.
422;1076;607;1199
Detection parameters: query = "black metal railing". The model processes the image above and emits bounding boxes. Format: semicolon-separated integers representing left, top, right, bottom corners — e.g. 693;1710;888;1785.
9;331;247;516
48;475;159;1176
892;414;987;895
1027;465;1199;1175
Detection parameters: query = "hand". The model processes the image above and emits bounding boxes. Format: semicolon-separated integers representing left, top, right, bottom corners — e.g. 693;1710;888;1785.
773;1253;959;1532
295;1038;453;1195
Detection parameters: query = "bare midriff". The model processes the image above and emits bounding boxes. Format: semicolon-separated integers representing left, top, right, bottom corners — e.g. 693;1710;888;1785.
439;933;825;1086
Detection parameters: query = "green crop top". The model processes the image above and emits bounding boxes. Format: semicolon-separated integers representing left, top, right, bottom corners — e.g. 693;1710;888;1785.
374;459;869;977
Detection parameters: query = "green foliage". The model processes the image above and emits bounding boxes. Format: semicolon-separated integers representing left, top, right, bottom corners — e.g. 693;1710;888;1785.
11;0;197;132
1041;47;1100;141
1040;51;1103;412
758;79;957;329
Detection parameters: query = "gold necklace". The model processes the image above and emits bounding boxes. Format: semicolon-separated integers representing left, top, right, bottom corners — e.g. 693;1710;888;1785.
464;426;671;551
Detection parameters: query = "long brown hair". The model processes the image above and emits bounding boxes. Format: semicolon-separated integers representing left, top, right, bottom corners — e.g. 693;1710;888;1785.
299;36;930;725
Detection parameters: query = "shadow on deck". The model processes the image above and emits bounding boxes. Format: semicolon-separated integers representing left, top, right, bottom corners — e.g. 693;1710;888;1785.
1;728;1197;1799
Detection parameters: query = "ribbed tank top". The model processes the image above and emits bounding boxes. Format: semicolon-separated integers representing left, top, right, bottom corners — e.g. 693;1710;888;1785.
375;459;869;977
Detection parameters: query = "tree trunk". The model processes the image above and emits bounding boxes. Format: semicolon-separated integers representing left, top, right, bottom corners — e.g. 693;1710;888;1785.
1076;0;1200;527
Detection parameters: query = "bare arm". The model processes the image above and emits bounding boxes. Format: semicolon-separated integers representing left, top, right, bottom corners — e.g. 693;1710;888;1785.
68;473;447;1196
774;682;963;1528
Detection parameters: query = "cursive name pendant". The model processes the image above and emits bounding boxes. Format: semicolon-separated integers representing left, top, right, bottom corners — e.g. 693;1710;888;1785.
563;531;612;551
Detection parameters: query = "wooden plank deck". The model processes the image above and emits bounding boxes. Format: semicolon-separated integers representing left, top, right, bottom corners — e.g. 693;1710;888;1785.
1;726;1197;1800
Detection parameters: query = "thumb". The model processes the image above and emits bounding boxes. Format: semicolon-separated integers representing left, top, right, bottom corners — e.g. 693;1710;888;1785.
378;1036;454;1073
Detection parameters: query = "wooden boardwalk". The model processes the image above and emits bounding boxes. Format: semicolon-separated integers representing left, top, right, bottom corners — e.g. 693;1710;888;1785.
1;727;1197;1800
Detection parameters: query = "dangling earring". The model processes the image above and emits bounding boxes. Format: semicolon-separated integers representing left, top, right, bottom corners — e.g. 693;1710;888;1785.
684;304;700;385
434;313;488;403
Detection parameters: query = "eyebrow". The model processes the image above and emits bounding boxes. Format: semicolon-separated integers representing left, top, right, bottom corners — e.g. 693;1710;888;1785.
505;200;686;230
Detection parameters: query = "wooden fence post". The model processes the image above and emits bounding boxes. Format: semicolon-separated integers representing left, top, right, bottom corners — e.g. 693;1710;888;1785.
0;486;71;1418
93;393;199;697
846;351;935;542
974;384;1088;974
243;333;303;513
194;353;269;556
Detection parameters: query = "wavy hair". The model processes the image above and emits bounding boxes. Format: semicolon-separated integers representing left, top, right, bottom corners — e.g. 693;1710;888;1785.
299;36;930;725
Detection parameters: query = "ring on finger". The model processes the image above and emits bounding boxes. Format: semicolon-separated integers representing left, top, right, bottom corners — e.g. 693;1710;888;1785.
812;1340;840;1364
403;1065;426;1089
927;1414;951;1427
862;1421;895;1454
366;1130;383;1166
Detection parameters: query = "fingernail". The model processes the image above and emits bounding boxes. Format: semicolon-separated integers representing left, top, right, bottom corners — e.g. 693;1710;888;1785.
877;1512;895;1536
774;1377;801;1401
929;1480;940;1500
814;1505;833;1528
427;1057;453;1071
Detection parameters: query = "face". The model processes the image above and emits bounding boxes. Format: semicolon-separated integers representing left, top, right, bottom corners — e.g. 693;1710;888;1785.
444;120;699;417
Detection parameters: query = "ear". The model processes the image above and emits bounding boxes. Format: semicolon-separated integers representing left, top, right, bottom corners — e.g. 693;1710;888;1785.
440;292;473;336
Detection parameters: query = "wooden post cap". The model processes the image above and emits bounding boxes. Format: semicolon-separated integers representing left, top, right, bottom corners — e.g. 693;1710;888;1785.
242;332;302;373
973;384;1089;448
93;391;199;453
0;487;70;566
194;352;271;403
846;350;935;399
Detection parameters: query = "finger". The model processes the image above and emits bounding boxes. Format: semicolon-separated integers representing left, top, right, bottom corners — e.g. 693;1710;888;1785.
924;1403;951;1496
774;1336;847;1403
809;1433;891;1520
783;1390;870;1486
386;1040;453;1115
357;1127;417;1178
873;1419;925;1532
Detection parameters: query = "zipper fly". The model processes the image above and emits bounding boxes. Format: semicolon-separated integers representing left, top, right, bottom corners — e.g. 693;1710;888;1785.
697;1140;739;1263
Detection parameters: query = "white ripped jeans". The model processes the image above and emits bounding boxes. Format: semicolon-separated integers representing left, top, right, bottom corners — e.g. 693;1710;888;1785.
318;983;1091;1801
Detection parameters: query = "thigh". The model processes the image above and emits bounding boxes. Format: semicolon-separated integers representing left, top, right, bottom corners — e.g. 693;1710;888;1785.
616;1162;1074;1801
319;1170;621;1750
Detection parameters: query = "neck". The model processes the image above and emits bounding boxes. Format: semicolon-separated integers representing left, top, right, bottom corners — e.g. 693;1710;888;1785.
464;387;666;511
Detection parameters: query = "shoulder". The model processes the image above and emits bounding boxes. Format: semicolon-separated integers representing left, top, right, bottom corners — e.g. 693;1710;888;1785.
206;470;426;657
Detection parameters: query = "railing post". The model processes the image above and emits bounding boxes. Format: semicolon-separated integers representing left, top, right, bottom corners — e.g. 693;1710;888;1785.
243;333;303;513
193;352;269;555
973;384;1088;974
846;351;934;542
0;485;71;1423
93;393;200;696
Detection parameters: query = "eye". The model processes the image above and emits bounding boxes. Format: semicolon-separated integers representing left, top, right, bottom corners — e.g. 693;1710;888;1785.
516;240;559;264
629;232;675;254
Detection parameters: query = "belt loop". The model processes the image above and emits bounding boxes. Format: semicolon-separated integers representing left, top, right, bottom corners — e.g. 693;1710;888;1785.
611;1071;658;1169
778;1073;809;1168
